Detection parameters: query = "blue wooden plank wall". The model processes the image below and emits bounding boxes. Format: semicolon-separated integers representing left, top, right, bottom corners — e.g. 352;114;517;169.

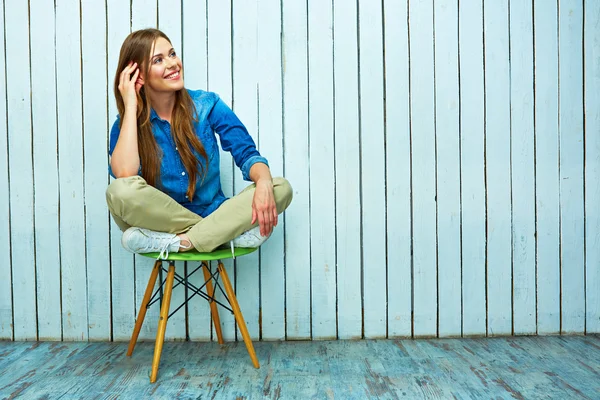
0;0;598;341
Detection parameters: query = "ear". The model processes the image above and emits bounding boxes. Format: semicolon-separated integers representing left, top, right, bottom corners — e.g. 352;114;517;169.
135;74;145;93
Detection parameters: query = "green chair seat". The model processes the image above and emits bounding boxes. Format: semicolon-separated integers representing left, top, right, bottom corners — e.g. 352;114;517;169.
139;246;257;261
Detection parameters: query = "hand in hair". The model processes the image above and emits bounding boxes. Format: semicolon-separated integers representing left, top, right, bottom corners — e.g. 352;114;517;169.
118;61;143;110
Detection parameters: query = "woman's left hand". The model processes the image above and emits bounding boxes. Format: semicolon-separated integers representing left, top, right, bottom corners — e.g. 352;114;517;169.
252;179;278;237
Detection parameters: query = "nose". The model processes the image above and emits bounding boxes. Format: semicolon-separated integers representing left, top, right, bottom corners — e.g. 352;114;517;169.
165;57;178;69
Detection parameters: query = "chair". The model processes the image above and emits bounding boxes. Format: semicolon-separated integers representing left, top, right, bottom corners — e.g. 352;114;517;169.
126;247;260;383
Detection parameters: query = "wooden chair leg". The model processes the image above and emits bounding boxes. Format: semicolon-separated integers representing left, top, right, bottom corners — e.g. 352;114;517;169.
127;260;161;357
217;261;260;369
150;263;176;383
202;261;224;344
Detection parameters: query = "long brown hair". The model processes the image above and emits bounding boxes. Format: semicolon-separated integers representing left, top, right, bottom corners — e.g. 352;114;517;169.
114;28;208;199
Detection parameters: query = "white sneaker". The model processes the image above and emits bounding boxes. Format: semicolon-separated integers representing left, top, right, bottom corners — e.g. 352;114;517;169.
121;227;182;259
232;226;270;248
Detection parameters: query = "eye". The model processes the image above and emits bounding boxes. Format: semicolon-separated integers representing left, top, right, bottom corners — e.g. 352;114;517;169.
153;57;162;64
169;50;177;58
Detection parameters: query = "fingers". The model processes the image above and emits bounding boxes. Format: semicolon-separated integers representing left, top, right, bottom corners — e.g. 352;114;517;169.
251;209;258;225
263;211;273;237
257;209;266;236
119;62;139;89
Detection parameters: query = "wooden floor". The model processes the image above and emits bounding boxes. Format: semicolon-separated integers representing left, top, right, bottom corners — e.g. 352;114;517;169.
0;336;598;399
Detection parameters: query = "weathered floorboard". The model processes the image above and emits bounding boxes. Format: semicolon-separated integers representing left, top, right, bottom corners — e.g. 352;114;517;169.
0;336;598;399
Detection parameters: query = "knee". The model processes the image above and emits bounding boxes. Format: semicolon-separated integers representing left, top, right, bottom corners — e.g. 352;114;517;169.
105;176;146;212
273;177;293;210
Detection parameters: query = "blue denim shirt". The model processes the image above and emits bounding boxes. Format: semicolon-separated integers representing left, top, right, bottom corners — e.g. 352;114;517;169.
109;89;268;217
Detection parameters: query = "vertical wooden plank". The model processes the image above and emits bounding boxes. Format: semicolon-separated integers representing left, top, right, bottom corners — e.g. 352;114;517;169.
7;0;36;341
232;0;260;341
359;0;386;339
484;0;512;336
30;0;61;340
282;0;311;340
434;0;462;338
258;0;285;340
158;0;186;341
132;0;159;341
385;0;412;338
409;0;437;338
82;0;111;341
584;0;600;334
558;0;585;334
333;0;361;339
0;0;11;340
132;0;157;29
308;0;336;340
107;0;135;341
533;0;560;335
208;0;236;341
56;0;87;341
183;0;211;341
459;0;486;336
510;0;536;335
158;0;181;49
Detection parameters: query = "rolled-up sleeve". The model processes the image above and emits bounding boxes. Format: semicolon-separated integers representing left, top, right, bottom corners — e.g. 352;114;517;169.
208;98;269;181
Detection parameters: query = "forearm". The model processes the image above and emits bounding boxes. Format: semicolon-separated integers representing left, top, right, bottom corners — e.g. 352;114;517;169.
249;162;272;185
110;108;140;177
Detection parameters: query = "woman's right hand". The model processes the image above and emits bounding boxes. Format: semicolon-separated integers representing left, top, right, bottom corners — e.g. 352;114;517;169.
118;62;143;110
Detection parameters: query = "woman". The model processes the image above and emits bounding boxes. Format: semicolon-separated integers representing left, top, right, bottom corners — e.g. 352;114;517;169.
106;29;292;259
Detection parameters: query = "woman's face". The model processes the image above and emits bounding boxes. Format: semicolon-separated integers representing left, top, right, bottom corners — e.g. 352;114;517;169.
144;37;184;94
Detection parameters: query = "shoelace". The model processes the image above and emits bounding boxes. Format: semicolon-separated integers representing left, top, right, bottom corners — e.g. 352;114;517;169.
139;235;179;260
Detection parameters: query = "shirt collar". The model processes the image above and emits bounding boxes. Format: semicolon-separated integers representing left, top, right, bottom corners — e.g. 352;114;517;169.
150;108;160;121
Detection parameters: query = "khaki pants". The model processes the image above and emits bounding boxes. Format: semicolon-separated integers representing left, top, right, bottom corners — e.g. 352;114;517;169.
106;176;293;252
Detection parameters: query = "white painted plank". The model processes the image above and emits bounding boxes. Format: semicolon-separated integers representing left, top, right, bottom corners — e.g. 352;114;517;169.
380;0;412;337
333;0;362;339
359;0;386;339
459;0;487;336
132;0;157;30
56;0;87;341
408;0;437;338
484;0;511;336
6;0;36;341
584;0;600;334
0;0;12;340
158;0;186;342
558;0;585;334
232;0;260;341
533;0;560;335
510;0;536;335
308;0;336;340
159;0;181;50
208;0;236;341
385;0;412;338
183;0;211;341
434;0;461;338
107;0;136;341
257;0;285;340
30;0;61;340
82;0;111;341
282;0;311;340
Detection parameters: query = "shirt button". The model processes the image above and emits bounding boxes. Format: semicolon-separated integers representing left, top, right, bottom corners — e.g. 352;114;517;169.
185;195;189;199
175;147;178;150
181;172;186;176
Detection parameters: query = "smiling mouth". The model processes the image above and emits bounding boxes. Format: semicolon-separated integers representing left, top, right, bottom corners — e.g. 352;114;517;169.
165;70;180;80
